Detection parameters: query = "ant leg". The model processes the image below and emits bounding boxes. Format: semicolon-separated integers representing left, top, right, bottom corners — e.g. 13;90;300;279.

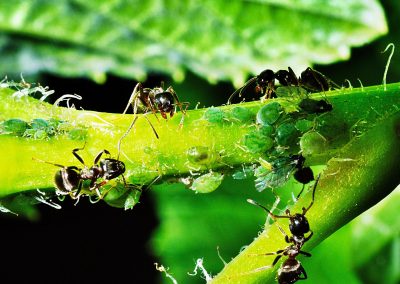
91;180;107;198
303;174;320;214
296;184;306;200
178;102;191;127
168;86;190;126
123;83;142;114
299;250;312;257
121;173;127;186
93;149;110;164
73;180;83;198
304;231;313;242
298;266;308;280
72;144;87;166
143;113;160;139
247;199;290;239
251;254;283;273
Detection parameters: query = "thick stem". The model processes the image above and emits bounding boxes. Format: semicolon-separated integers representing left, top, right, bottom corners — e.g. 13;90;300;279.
1;83;399;200
211;109;400;283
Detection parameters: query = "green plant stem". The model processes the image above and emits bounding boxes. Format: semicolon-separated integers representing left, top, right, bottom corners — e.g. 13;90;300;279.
211;109;400;283
1;84;400;199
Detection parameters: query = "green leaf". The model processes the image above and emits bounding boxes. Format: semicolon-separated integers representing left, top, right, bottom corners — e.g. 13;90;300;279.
0;0;387;84
151;178;278;283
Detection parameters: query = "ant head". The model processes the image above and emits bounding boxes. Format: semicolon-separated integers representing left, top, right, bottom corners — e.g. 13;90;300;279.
154;91;175;114
100;159;125;180
55;167;81;194
275;68;298;86
289;213;310;236
257;69;275;85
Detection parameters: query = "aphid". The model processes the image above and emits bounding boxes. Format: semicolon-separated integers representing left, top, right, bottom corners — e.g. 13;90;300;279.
298;98;333;114
34;145;126;199
122;82;189;138
254;155;314;197
248;174;319;247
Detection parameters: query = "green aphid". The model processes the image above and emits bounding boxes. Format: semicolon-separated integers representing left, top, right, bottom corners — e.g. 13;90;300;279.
190;171;224;193
204;107;226;123
295;119;314;133
232;166;255;180
31;118;49;130
1;118;29;136
29;118;55;138
230;106;254;123
256;102;283;125
275;123;301;147
187;146;216;165
258;124;274;137
25;129;48;140
68;128;88;141
300;131;327;155
275;86;308;98
102;181;142;210
244;130;274;153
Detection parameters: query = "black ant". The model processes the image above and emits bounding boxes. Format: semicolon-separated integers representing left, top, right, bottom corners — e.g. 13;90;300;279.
228;67;338;104
248;174;319;247
122;82;189;138
34;145;126;200
246;175;320;283
275;67;339;94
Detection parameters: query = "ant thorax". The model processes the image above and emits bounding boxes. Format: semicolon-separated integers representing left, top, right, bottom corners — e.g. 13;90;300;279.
286;245;300;258
79;165;102;181
292;235;306;246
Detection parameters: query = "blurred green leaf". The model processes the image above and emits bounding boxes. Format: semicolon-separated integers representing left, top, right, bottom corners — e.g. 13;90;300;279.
151;177;279;283
0;0;387;84
351;185;400;268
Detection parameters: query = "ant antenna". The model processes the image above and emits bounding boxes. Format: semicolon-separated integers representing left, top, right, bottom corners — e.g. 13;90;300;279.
227;77;257;104
32;157;65;169
123;83;141;115
247;199;290;220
